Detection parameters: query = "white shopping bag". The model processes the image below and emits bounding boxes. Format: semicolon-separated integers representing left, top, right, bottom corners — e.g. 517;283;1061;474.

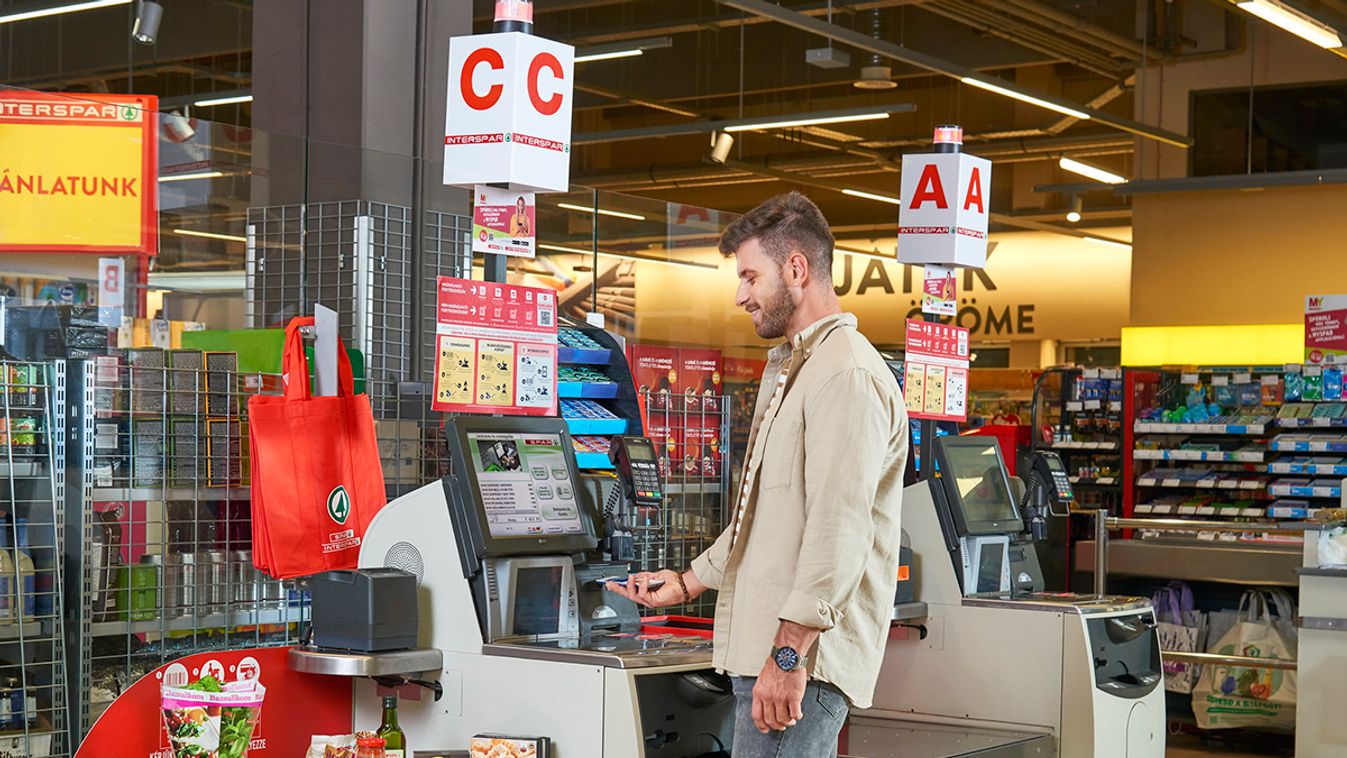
1192;590;1296;731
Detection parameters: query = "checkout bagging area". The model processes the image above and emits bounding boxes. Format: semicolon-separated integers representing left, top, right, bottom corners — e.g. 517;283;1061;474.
283;411;1166;757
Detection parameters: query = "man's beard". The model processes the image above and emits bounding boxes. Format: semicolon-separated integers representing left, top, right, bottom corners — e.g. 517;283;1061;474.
754;278;797;339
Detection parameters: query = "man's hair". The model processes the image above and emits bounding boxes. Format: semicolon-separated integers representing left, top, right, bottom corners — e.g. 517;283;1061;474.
719;191;834;282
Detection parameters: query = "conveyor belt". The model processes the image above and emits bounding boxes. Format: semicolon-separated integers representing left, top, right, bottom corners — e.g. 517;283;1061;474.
843;716;1055;757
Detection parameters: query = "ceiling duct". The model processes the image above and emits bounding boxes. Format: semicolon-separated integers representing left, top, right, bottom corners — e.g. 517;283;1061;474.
855;9;896;90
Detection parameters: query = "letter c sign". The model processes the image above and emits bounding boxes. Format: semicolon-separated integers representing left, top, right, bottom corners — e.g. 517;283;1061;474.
461;47;505;110
528;52;564;116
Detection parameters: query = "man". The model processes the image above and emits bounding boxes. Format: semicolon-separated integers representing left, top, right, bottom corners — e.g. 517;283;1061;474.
608;191;909;756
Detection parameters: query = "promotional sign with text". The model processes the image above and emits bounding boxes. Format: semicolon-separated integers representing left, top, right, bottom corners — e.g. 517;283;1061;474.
897;152;991;268
433;276;558;416
443;32;574;192
903;318;970;422
921;263;957;316
75;646;351;758
1305;294;1347;365
0;91;158;254
473;184;536;257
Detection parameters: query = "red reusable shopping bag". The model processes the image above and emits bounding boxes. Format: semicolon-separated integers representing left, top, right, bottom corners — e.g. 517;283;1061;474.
247;317;387;578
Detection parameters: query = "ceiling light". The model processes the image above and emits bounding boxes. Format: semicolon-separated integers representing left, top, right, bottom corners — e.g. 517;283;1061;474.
842;188;902;205
556;202;646;221
0;0;130;25
195;93;253;107
855;65;897;90
159;171;224;183
537;243;715;269
708;132;735;165
574;35;673;64
131;0;161;44
1083;237;1131;251
1059;157;1126;184
574;48;643;63
723;111;889;133
1236;0;1342;48
961;76;1092;120
1066;195;1083;223
173;229;246;243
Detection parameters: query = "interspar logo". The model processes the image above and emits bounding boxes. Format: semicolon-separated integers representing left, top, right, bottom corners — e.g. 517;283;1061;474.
514;132;567;152
445;133;506;145
0;100;129;122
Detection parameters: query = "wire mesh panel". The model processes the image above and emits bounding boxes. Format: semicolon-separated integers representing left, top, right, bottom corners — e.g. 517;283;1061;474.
635;391;731;619
73;355;309;738
0;360;70;757
246;200;415;418
421;210;472;383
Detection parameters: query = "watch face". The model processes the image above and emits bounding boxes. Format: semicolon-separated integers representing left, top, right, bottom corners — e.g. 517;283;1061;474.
774;647;801;671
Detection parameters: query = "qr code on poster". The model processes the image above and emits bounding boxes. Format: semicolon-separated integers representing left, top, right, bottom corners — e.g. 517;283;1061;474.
538;308;554;327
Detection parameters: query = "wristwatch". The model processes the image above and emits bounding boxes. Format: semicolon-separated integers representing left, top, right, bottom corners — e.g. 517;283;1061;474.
770;646;808;673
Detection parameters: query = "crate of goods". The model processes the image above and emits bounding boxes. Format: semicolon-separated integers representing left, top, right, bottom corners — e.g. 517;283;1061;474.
558;366;619;399
558;329;612;365
561;400;626;436
572;435;614;469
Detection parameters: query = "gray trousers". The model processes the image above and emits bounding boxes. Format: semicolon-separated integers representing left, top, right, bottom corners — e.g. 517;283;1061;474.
730;676;849;758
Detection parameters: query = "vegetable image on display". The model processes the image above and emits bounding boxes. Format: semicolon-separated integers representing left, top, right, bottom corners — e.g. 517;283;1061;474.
162;675;267;758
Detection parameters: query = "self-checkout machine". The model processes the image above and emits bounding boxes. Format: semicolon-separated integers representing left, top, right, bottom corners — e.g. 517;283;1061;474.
350;416;733;756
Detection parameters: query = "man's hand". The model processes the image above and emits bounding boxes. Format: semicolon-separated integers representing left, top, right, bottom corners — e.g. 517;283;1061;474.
752;658;807;732
604;569;706;608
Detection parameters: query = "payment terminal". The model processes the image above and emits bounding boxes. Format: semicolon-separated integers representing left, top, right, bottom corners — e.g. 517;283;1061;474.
610;435;664;509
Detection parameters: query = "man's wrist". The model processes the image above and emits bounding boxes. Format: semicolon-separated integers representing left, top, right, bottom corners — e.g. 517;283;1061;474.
681;569;708;599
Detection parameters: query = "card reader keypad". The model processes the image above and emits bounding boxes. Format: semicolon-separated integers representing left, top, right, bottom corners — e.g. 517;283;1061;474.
632;461;662;503
1051;470;1074;502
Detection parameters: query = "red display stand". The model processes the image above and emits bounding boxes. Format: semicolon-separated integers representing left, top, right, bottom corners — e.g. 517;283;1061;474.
77;646;352;757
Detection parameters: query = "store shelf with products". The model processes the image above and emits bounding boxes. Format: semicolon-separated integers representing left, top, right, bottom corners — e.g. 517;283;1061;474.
69;354;311;742
0;360;73;758
555;323;645;471
1031;367;1125;501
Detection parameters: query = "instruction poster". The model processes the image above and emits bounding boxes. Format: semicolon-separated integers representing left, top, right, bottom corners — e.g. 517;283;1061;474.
1305;294;1347;365
472;184;536;258
432;276;558;416
903;318;970;422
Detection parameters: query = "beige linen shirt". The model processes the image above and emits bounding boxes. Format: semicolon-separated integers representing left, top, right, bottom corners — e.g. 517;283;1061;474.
690;312;908;709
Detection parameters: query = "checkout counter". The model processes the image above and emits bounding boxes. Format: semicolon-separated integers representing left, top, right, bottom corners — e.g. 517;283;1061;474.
353;416;734;757
867;436;1166;757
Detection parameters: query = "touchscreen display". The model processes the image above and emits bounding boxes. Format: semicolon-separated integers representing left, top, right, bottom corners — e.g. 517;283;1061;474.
977;542;1005;593
945;442;1018;524
512;566;563;636
469;432;584;538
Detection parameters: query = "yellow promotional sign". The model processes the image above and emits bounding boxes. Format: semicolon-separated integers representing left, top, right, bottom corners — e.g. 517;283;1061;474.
0;92;158;254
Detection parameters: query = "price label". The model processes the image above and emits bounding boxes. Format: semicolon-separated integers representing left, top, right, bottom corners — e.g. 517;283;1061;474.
1084;399;1102;410
1082;368;1100;379
1196;506;1217;516
1066;401;1083;412
1181;373;1200;384
1285;363;1303;373
1212;375;1229;387
1261;375;1280;386
1306;365;1323;377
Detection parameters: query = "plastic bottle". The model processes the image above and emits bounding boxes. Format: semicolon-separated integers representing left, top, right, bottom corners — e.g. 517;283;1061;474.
0;526;17;626
12;519;34;620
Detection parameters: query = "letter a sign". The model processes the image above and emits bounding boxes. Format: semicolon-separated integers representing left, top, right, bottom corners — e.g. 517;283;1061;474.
897;152;992;269
444;32;574;192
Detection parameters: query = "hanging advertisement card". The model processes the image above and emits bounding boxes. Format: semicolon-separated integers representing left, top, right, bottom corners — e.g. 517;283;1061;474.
473;185;536;258
921;264;957;316
897;152;990;268
903;318;970;422
98;257;125;328
432;276;558;416
1306;294;1347;365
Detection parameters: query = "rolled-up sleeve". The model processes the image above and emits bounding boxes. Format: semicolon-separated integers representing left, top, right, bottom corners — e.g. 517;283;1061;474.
690;522;734;591
777;368;891;631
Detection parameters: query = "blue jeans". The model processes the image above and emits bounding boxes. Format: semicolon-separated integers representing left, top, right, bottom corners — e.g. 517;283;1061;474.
731;676;849;757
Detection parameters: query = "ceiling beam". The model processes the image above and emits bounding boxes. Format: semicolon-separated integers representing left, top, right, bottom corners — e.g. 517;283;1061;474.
714;0;1193;148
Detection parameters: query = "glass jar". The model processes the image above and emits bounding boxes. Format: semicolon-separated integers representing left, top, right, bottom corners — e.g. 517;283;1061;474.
355;735;386;758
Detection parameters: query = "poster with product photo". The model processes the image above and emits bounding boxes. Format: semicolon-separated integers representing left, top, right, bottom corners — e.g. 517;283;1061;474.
472;185;536;258
432;276;558;416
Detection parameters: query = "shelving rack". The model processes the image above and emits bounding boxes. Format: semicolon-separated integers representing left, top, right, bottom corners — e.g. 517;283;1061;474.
1032;367;1126;508
0;360;71;757
66;355;310;742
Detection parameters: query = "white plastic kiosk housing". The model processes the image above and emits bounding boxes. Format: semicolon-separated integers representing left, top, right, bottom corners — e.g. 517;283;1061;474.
867;435;1167;757
354;416;733;757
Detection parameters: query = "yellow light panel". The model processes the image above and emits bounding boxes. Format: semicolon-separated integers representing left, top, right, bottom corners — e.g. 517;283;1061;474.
1120;324;1303;366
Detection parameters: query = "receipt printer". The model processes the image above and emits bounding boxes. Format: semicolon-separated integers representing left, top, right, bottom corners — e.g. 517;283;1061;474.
310;568;419;652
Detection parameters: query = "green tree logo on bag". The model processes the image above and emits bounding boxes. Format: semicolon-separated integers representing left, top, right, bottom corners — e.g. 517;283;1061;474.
327;485;351;525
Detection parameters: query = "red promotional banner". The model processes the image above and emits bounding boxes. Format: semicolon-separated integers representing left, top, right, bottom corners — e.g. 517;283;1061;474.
77;647;351;758
1305;294;1347;365
432;276;559;416
903;318;970;422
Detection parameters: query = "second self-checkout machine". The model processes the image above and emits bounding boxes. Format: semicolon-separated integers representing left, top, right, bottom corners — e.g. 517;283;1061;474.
353;416;734;757
870;436;1165;757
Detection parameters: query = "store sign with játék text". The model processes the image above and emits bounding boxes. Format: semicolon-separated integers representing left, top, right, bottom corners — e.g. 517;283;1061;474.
0;91;158;254
1305;294;1347;365
443;32;574;193
897;152;991;269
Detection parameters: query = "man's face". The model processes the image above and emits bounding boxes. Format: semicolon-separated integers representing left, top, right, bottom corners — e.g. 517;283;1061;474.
734;238;797;340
